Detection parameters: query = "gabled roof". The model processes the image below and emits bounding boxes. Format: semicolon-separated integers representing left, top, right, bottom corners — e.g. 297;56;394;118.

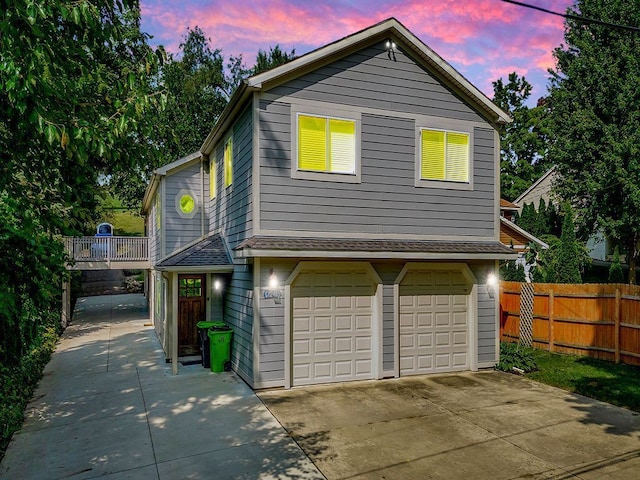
156;234;233;272
141;151;202;215
235;236;518;260
500;198;520;211
201;17;511;155
514;166;557;206
500;217;549;250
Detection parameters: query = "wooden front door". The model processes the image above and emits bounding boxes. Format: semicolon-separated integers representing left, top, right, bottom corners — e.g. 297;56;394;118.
178;274;206;356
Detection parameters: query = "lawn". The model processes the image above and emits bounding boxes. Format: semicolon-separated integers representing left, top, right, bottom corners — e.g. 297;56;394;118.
525;348;640;413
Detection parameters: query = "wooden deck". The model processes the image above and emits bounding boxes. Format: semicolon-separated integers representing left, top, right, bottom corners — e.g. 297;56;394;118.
64;236;150;270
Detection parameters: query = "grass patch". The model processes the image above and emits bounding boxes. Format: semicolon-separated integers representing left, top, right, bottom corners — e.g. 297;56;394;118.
525;348;640;413
0;324;60;461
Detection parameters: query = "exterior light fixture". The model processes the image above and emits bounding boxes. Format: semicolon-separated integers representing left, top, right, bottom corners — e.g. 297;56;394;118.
487;272;498;298
386;39;397;61
214;279;222;291
264;269;282;303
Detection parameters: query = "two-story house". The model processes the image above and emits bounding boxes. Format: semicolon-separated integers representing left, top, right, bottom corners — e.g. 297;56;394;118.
141;18;516;389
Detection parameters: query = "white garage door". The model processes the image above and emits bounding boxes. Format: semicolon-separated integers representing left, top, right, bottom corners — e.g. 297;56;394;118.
399;269;470;375
292;269;376;386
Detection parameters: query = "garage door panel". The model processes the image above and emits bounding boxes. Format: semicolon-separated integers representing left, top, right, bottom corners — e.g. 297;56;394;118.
293;339;310;355
293;316;311;334
292;269;375;386
399;269;470;376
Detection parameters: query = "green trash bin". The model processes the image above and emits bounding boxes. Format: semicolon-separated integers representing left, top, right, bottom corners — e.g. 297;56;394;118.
196;321;225;368
208;325;233;373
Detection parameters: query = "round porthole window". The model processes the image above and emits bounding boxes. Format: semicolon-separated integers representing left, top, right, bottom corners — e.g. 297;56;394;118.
175;190;198;219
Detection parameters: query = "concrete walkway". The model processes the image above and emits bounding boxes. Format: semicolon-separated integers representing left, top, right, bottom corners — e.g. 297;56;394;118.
0;294;323;480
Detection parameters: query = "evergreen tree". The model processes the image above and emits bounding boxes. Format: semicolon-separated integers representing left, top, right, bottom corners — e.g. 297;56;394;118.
547;0;640;283
555;203;582;284
609;246;624;283
517;203;537;234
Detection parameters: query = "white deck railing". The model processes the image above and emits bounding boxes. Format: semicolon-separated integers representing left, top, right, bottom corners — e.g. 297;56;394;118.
64;236;149;264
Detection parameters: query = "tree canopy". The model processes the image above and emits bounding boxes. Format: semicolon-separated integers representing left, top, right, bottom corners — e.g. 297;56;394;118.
547;0;640;283
0;0;163;365
492;72;549;201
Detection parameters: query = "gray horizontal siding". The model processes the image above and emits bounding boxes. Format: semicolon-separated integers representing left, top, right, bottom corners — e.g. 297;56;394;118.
225;263;254;383
471;264;498;364
371;262;404;374
209;104;253;248
268;45;484;123
259;100;495;237
164;163;203;257
257;260;298;384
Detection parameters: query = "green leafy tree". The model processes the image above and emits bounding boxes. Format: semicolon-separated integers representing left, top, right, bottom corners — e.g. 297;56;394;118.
547;0;640;283
0;0;163;365
253;45;296;75
609;246;625;283
492;72;548;201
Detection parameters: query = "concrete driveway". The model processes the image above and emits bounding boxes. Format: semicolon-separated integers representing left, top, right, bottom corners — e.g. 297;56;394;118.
259;372;640;479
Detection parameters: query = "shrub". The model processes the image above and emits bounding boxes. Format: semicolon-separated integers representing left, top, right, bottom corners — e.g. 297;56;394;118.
496;342;538;373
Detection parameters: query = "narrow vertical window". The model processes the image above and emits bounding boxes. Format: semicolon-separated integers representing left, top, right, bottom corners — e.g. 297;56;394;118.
210;160;217;199
224;136;233;188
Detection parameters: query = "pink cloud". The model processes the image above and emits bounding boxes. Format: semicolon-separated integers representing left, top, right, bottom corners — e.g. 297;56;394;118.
140;0;572;99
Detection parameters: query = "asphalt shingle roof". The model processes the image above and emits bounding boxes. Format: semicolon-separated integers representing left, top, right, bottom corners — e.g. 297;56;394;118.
158;234;232;268
235;236;516;255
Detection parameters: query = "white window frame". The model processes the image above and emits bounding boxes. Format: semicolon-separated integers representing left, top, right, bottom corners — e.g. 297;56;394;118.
291;105;361;184
415;118;474;191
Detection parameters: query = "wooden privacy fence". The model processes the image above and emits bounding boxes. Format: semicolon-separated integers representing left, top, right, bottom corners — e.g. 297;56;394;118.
500;281;640;367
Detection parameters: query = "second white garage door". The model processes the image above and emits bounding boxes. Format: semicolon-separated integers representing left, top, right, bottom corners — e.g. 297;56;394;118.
399;269;470;376
292;269;376;386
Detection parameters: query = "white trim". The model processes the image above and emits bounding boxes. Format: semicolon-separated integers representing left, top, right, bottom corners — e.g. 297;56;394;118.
252;92;262;236
494;259;500;365
252;258;261;387
156;151;203;176
494;130;501;241
237;248;518;261
500;217;549;249
284;282;292;389
174;188;199;220
171;273;179;375
393;281;400;378
246;228;499;242
375;282;384;379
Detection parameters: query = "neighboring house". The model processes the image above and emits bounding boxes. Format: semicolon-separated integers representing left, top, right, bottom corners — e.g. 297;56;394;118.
141;18;516;389
515;166;612;262
499;198;548;281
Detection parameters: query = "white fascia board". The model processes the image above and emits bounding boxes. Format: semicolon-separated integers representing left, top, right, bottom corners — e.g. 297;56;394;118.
235;249;519;261
155;151;202;176
141;173;160;215
500;217;549;249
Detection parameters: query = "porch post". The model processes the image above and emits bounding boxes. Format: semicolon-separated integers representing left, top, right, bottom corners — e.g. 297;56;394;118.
172;273;179;375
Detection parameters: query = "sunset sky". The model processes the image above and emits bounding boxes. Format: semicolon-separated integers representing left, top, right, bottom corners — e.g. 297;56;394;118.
139;0;574;102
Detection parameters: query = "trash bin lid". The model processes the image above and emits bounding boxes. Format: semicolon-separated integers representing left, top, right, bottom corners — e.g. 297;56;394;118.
196;321;226;329
209;324;231;332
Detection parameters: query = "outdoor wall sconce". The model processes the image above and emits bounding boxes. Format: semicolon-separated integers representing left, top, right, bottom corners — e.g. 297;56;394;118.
214;279;222;292
264;269;283;303
386;40;397;61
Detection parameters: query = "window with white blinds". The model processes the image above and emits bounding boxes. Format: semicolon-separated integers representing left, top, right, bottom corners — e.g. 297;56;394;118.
298;114;356;175
420;129;470;183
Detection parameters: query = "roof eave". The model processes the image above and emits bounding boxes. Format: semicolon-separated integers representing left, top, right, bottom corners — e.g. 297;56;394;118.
235;248;518;260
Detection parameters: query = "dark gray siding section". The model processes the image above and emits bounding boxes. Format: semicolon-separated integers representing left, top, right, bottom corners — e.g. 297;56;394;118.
257;260;297;384
471;264;497;364
268;45;484;122
259;101;495;237
164;163;203;256
225;263;254;383
209;105;253;249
